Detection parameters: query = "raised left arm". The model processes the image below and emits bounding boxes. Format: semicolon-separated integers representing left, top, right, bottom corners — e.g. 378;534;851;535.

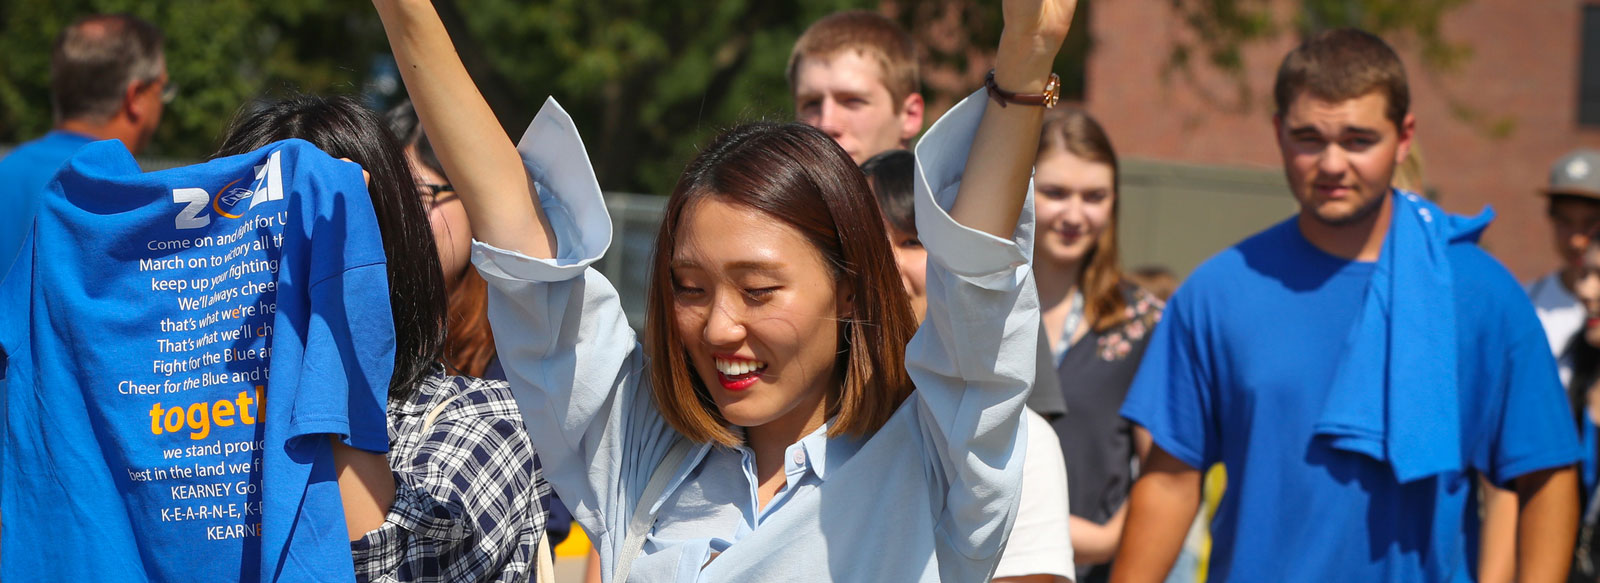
948;0;1077;239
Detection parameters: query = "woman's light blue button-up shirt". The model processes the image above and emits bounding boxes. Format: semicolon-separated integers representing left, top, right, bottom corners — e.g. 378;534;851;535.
471;89;1039;582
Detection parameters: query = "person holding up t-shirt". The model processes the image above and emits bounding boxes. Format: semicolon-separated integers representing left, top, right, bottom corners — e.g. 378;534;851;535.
1113;28;1582;582
1;128;394;580
211;95;553;583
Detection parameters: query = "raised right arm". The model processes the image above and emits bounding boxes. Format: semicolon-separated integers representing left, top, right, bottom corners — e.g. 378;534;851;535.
371;0;555;259
372;3;682;567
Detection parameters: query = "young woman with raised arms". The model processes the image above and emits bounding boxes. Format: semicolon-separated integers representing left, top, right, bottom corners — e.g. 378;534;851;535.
370;0;1077;579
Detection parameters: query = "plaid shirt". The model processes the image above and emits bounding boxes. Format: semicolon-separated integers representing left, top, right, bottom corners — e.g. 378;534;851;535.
352;369;550;582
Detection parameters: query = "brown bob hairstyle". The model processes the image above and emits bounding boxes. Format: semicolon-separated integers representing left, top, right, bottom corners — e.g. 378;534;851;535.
1038;108;1130;332
644;122;918;447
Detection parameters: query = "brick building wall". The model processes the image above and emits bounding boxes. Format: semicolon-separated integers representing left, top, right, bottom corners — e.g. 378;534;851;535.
1087;0;1600;282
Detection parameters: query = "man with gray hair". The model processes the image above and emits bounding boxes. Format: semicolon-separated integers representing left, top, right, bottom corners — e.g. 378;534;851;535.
0;13;170;273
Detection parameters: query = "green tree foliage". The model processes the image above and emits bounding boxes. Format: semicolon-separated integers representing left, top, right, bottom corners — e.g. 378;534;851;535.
0;0;1089;191
448;0;878;192
0;0;394;159
447;0;1089;193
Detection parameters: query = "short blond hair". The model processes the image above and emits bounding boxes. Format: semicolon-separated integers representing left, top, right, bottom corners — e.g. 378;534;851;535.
787;11;920;109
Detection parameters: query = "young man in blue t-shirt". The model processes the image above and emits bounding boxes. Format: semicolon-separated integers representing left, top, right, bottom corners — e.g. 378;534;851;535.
1113;28;1581;582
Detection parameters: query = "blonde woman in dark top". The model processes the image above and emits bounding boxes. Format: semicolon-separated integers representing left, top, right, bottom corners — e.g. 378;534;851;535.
1032;109;1164;583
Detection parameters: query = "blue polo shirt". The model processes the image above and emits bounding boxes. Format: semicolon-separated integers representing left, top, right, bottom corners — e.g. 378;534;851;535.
0;138;394;581
1122;217;1581;581
0;130;95;274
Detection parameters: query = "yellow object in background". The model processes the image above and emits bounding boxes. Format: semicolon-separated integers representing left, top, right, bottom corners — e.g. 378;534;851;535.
1195;464;1227;583
555;524;593;558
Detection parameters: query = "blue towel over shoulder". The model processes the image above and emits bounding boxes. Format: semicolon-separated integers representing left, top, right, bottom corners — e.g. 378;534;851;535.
1314;190;1493;483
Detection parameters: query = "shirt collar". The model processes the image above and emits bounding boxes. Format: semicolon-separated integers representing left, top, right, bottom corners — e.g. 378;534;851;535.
782;421;830;482
388;364;451;415
785;418;869;482
731;416;865;483
47;129;97;145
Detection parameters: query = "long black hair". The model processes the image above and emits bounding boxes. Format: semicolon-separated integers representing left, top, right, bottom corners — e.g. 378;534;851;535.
212;94;448;400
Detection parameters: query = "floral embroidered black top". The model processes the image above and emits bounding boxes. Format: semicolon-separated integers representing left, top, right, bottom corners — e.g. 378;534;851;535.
1048;283;1165;519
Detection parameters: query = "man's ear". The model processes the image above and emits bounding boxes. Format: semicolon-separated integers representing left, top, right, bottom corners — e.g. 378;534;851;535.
1393;112;1417;165
899;93;925;143
123;80;150;124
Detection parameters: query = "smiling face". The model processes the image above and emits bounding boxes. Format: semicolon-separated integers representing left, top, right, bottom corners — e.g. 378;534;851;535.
669;197;850;433
1034;149;1115;268
1276;91;1413;228
793;50;922;165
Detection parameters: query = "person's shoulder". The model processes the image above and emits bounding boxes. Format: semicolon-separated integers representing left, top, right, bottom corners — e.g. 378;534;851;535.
407;370;523;426
1525;270;1559;295
1022;408;1059;441
1448;242;1526;301
1524;270;1573;309
1119;282;1166;318
1106;281;1165;353
446;375;522;420
0;134;78;175
1182;218;1297;287
1447;242;1545;338
1020;409;1066;476
1163;218;1299;318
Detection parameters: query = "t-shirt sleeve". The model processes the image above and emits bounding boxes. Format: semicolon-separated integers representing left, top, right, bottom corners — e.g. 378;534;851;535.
1120;290;1216;470
1488;328;1583;485
991;411;1075;580
292;262;393;452
287;151;393;452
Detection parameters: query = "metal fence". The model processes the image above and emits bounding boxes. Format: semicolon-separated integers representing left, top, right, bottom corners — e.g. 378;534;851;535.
594;192;667;331
0;143;196;172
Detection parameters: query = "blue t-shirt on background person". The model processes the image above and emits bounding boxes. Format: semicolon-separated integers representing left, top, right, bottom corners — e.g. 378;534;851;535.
0;138;395;582
1121;214;1582;582
0;130;95;275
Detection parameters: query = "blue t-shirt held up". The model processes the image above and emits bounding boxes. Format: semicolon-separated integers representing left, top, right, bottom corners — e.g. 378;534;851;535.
0;139;395;582
1121;216;1581;582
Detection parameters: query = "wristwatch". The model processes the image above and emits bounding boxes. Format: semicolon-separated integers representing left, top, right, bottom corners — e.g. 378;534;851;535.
984;69;1061;109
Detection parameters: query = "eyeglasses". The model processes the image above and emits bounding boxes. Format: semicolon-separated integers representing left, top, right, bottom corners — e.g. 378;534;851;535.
159;80;178;105
418;183;454;197
140;76;178;105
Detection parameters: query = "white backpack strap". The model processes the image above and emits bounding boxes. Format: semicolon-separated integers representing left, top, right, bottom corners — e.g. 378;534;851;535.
611;438;695;583
421;392;466;432
536;531;556;582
